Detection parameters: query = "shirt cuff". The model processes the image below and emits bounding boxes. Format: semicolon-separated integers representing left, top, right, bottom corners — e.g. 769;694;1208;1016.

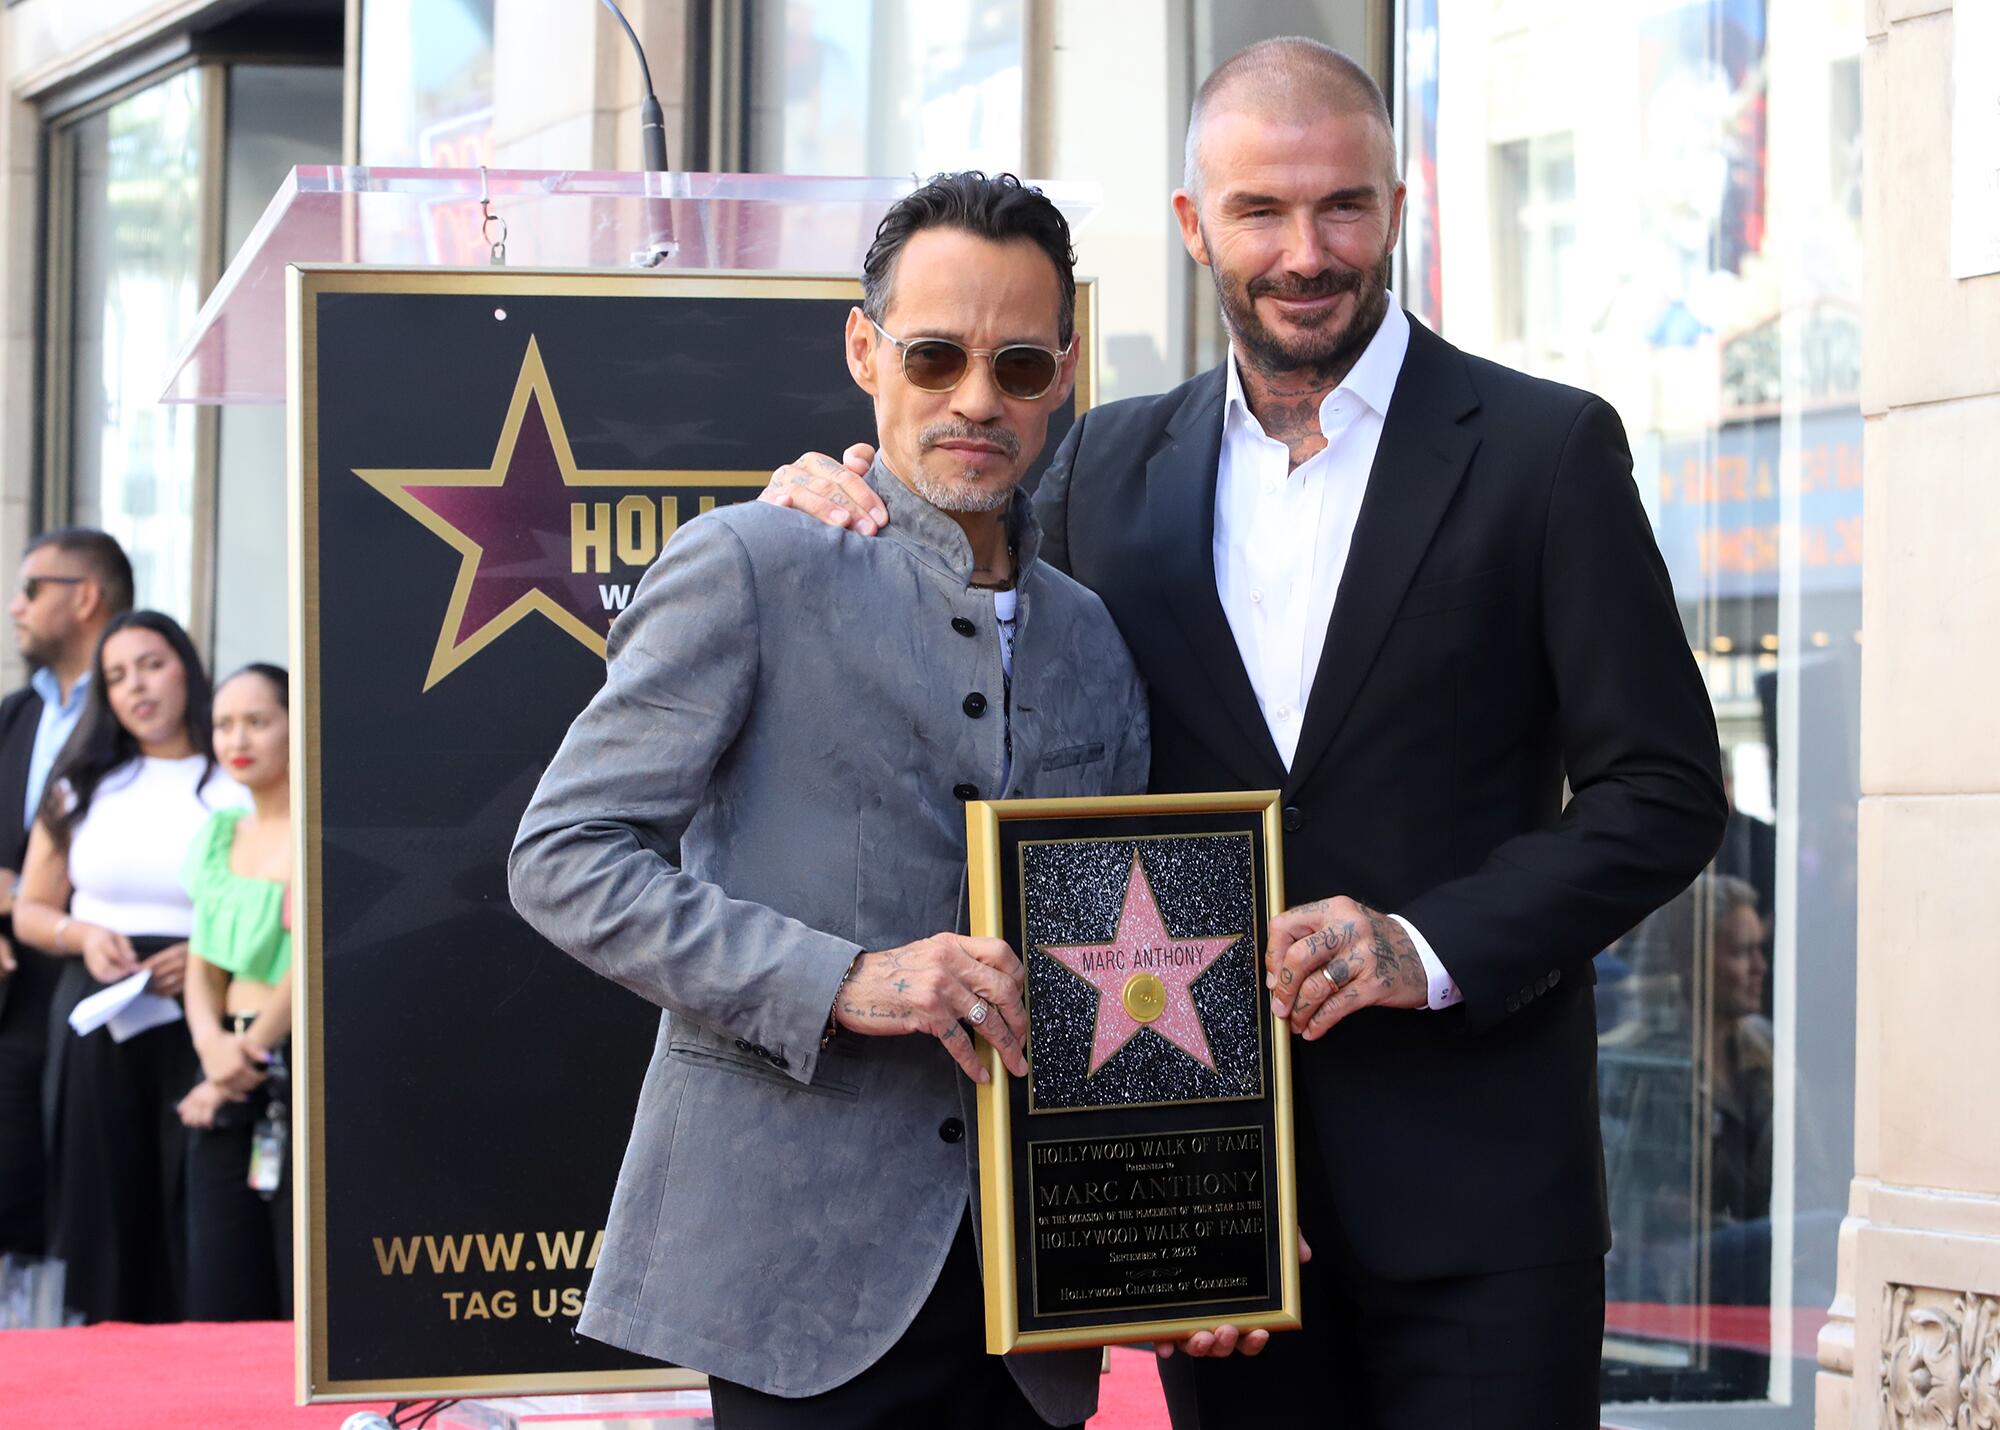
1390;914;1462;1010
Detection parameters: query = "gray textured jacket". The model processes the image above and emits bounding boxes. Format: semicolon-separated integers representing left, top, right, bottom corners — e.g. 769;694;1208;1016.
509;462;1149;1421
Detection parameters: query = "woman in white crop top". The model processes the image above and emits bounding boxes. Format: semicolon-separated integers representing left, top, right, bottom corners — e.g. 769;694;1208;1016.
14;611;244;1324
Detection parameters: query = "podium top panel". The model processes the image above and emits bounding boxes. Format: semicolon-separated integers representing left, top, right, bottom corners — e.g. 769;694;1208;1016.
165;167;1101;404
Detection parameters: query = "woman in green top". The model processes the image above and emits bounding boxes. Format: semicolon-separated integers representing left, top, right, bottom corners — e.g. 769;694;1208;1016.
176;663;293;1320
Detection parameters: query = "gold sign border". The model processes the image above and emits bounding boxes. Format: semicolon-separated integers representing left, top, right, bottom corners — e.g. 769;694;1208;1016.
290;265;1099;1402
965;791;1301;1354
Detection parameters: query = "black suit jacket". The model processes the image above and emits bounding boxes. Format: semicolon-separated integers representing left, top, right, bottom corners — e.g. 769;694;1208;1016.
0;686;44;1031
0;687;45;874
1031;317;1726;1280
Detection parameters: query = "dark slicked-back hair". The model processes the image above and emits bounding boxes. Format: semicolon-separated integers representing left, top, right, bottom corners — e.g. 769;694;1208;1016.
861;171;1077;347
1184;37;1396;198
220;661;289;712
26;527;134;616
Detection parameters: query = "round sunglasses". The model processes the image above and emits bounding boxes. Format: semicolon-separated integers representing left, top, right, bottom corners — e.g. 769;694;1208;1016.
870;318;1071;401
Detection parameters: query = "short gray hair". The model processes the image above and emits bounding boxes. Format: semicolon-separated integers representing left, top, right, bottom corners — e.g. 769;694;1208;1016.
1182;37;1398;199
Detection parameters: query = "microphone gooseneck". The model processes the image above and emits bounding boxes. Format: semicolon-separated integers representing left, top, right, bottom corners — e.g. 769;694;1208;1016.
601;0;670;172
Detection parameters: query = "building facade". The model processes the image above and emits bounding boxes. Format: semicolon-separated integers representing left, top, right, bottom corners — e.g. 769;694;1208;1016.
0;2;1985;1427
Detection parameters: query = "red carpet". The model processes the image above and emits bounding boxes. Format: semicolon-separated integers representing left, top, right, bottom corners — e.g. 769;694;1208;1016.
0;1322;1172;1428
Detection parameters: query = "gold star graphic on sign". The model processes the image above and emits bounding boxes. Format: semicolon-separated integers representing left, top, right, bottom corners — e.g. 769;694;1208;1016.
356;337;765;690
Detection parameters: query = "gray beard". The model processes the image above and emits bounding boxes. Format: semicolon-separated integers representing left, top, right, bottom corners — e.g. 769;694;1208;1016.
902;462;1016;514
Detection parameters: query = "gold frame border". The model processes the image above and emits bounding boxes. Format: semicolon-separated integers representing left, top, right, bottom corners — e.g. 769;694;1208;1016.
291;264;1096;1401
966;791;1300;1353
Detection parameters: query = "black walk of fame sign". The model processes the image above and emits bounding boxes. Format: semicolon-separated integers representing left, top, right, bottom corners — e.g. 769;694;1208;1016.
291;268;1085;1399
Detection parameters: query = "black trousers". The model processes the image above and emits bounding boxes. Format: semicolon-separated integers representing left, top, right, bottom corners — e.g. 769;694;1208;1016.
0;944;59;1255
1157;1118;1604;1430
47;949;198;1325
184;1046;292;1321
708;1215;1081;1430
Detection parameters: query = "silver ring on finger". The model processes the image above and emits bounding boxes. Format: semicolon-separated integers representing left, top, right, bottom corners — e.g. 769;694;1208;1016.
967;1001;990;1026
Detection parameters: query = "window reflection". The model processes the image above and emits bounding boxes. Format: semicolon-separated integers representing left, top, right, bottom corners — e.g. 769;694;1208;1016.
68;68;206;622
749;0;1024;177
1601;875;1773;1296
358;0;495;168
357;0;496;267
1407;0;1864;1417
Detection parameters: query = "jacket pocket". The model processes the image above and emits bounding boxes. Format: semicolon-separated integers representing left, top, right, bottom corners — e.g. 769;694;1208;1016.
666;1031;860;1101
1396;566;1515;621
1040;741;1106;772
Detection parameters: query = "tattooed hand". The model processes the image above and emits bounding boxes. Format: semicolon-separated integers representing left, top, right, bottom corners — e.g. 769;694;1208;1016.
758;444;886;533
1265;896;1429;1038
833;933;1028;1082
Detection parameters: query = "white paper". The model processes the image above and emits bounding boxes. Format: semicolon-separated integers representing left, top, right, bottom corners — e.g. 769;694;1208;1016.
108;991;184;1043
1954;0;2000;279
67;969;185;1044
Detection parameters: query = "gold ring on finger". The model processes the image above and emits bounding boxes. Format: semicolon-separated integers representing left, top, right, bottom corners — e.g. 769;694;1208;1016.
1321;965;1341;986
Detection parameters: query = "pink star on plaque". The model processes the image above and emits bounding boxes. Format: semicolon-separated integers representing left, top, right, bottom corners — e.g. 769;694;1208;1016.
1040;854;1242;1075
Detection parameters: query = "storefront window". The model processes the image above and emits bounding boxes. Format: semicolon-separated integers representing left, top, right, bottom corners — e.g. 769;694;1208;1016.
358;0;496;169
358;0;495;267
213;64;345;675
66;68;207;623
1403;0;1862;1420
749;0;1025;178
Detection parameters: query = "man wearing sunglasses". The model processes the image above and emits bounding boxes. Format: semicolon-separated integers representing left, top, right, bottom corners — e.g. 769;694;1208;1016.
0;529;133;1269
512;172;1153;1428
762;37;1725;1430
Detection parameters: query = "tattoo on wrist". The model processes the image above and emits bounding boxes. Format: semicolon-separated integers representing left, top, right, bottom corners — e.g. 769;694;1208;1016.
1361;906;1424;996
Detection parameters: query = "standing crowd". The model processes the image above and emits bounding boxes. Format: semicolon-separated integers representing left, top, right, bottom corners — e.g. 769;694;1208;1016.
0;527;293;1327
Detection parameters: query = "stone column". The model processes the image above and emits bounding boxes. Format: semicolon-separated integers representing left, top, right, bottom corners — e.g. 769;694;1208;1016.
1817;2;2000;1426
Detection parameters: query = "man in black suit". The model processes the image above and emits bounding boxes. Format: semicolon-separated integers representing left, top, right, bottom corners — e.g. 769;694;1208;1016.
765;38;1724;1429
0;528;133;1262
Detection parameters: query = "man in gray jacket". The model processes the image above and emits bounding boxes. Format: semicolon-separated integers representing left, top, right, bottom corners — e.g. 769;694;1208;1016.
509;173;1149;1428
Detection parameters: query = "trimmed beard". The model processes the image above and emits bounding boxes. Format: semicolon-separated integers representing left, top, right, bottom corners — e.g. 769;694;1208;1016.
903;421;1023;513
1206;231;1395;383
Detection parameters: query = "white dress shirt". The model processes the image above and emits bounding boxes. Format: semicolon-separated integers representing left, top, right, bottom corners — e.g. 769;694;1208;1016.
1211;300;1461;1010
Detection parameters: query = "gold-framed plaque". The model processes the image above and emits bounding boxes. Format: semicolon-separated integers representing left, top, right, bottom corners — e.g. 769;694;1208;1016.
967;791;1301;1353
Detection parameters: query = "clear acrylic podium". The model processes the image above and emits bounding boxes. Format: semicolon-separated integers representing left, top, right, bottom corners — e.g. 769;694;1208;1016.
164;165;1098;404
174;165;1095;1423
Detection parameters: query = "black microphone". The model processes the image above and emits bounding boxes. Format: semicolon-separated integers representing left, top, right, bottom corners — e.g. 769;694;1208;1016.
599;0;676;264
601;0;670;171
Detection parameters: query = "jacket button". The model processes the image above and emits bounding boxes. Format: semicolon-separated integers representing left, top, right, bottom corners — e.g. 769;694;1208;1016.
1548;967;1562;986
768;1053;789;1071
733;1038;753;1053
962;692;988;718
951;616;976;637
953;782;979;801
1534;974;1549;995
939;1118;964;1144
1505;995;1520;1013
1282;805;1304;832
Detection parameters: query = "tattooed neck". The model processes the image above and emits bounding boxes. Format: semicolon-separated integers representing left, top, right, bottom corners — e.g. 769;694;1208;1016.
1237;361;1347;471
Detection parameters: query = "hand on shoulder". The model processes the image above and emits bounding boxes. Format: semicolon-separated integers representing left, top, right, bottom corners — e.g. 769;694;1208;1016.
758;444;885;534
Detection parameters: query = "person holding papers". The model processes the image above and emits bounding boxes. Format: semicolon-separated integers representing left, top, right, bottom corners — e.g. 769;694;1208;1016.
13;611;244;1324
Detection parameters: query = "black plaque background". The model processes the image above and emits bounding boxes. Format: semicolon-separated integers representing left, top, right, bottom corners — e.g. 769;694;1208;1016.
305;278;1077;1386
994;809;1285;1338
